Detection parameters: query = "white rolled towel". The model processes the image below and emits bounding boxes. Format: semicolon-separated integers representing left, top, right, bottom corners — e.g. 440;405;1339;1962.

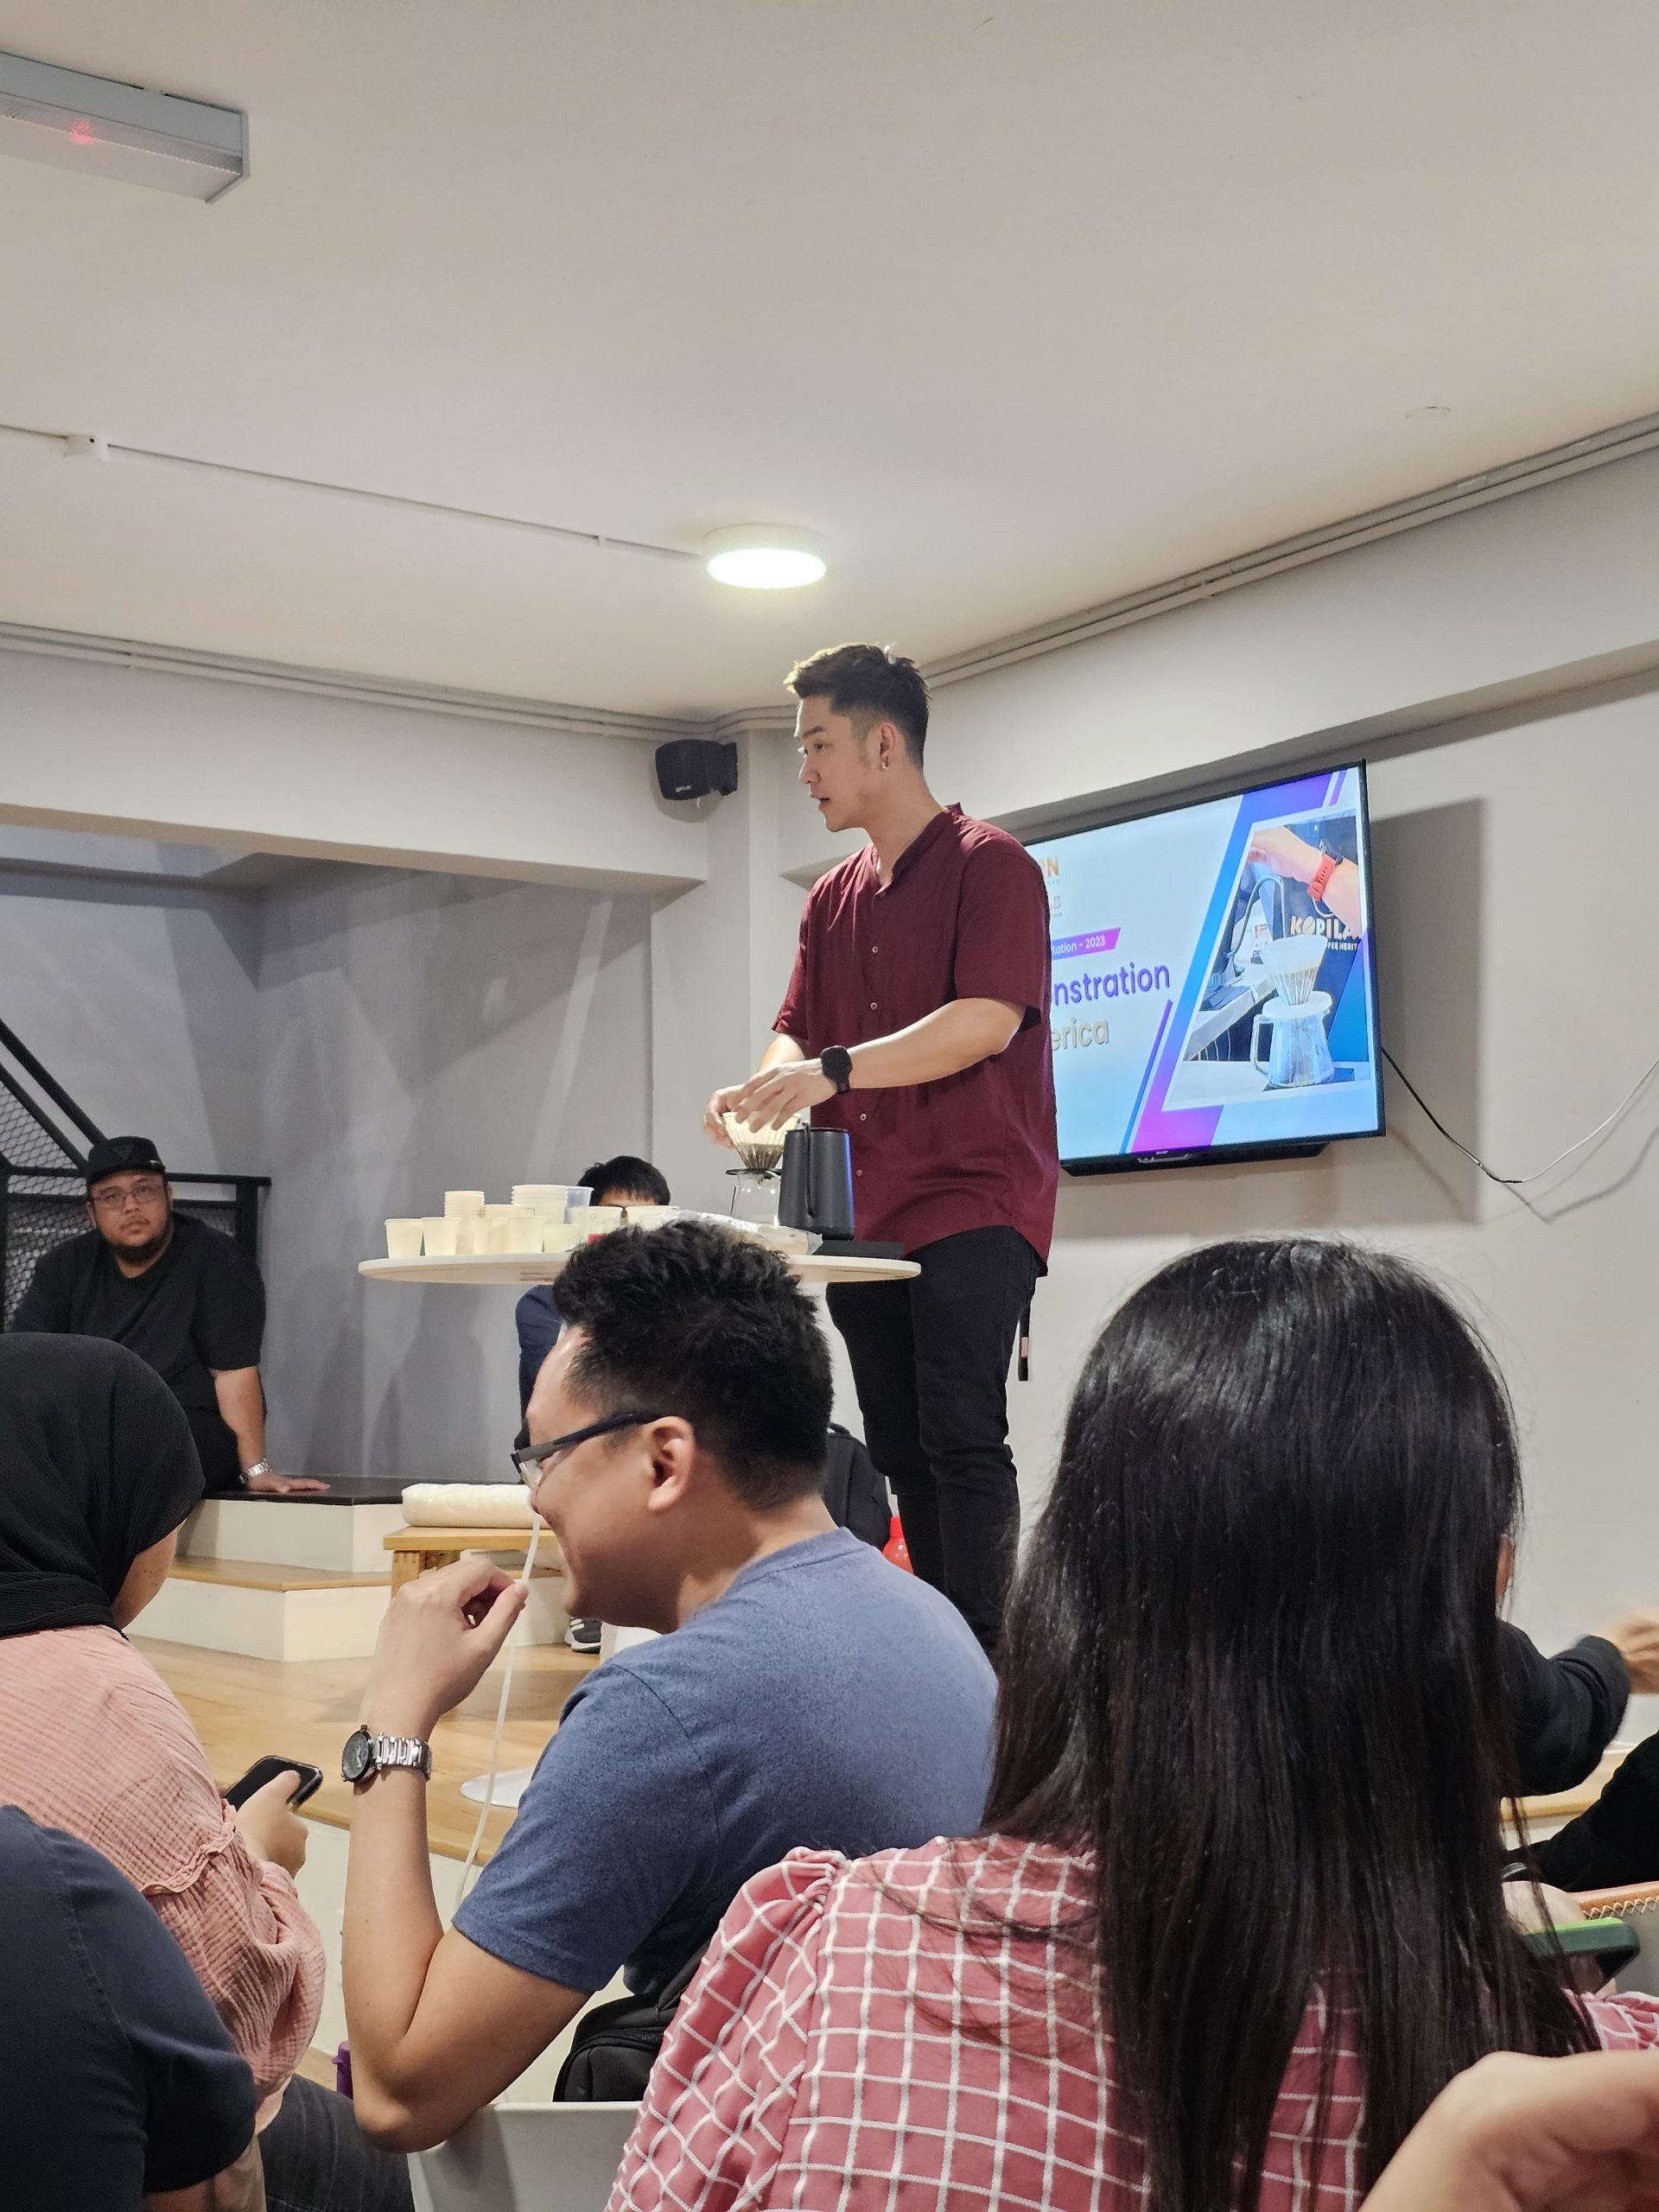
400;1482;535;1528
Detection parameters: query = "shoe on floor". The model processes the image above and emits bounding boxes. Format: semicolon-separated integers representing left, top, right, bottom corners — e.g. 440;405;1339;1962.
565;1617;601;1653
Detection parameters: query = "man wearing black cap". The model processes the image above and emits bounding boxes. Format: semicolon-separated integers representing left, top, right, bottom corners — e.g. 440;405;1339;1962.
12;1135;324;1497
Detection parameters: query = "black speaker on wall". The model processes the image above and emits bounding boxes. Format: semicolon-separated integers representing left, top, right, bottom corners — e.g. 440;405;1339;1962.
655;738;740;802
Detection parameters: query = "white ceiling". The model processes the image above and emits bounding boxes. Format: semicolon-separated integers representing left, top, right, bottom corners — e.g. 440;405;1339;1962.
3;0;1659;719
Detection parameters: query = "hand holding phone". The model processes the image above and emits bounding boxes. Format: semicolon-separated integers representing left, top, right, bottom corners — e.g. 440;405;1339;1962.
224;1756;324;1810
227;1758;321;1880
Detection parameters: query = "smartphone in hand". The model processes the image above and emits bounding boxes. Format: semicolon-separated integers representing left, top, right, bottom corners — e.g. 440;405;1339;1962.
224;1756;324;1810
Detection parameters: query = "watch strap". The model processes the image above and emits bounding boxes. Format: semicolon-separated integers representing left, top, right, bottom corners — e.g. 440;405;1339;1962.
1306;852;1338;910
368;1732;432;1780
821;1045;854;1096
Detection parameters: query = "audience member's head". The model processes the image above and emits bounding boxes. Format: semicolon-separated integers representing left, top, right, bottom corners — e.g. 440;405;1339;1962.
522;1220;830;1629
0;1334;204;1637
576;1154;671;1207
83;1133;173;1266
988;1236;1590;2208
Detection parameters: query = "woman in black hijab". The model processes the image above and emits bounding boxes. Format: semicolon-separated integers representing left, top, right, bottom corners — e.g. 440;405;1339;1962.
0;1333;204;1639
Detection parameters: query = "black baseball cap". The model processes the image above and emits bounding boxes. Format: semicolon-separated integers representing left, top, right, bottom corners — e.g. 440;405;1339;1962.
85;1135;168;1191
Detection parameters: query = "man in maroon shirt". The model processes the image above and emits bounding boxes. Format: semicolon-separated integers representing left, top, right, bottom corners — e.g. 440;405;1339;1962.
706;644;1058;1652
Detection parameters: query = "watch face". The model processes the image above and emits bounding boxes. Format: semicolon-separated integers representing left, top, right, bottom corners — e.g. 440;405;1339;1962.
341;1726;374;1784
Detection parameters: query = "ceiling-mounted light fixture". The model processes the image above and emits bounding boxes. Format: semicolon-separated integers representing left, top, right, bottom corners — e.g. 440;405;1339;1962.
703;525;828;590
0;49;247;201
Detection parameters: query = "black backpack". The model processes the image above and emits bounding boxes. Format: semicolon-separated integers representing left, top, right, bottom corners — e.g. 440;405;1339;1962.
820;1421;890;1548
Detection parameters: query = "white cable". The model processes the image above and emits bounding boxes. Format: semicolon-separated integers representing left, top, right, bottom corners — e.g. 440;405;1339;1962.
453;1519;541;1914
1384;1042;1659;1189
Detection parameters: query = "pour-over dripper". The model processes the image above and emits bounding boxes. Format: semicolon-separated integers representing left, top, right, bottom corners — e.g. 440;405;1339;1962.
721;1110;800;1173
1257;934;1325;1006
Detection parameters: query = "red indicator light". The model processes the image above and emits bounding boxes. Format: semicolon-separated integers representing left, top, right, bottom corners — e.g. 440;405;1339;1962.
69;118;96;143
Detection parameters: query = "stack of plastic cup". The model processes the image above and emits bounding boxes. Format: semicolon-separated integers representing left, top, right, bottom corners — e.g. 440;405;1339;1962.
444;1191;485;1256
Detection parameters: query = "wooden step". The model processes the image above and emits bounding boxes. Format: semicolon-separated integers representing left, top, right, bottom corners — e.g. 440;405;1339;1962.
168;1556;391;1594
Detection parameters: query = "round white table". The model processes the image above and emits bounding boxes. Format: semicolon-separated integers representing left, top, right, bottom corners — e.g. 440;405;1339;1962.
359;1249;919;1287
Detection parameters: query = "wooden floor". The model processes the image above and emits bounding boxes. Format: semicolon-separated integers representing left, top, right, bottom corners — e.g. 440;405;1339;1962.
136;1633;599;1861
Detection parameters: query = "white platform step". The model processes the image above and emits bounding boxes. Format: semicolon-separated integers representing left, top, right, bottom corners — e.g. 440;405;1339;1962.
180;1496;405;1574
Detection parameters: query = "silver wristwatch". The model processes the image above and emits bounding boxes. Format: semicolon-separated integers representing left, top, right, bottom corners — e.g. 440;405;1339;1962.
341;1726;433;1786
241;1459;271;1482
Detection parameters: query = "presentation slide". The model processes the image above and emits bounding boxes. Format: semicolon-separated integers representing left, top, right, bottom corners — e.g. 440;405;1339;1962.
1029;765;1382;1166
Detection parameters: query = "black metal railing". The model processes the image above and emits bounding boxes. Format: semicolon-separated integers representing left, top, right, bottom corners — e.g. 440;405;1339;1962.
0;1015;269;1328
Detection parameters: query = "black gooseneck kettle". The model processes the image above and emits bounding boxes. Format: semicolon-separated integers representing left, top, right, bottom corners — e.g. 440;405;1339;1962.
777;1127;855;1241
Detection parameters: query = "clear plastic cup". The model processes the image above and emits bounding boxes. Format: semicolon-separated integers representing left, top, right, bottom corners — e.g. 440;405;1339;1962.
563;1186;594;1220
385;1218;423;1259
421;1217;459;1257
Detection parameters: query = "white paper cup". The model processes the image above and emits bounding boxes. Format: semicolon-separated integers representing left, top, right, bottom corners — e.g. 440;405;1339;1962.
572;1205;623;1236
421;1217;459;1257
512;1184;569;1215
541;1222;579;1254
487;1211;543;1255
482;1202;515;1221
622;1205;678;1230
385;1217;423;1259
453;1218;477;1255
443;1191;486;1218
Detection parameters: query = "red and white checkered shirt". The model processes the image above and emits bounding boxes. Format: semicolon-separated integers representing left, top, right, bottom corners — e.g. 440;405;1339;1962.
611;1836;1659;2212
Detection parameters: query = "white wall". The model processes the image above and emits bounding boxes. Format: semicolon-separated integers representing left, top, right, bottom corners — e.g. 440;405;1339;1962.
0;847;652;1478
0;865;261;1167
897;675;1658;1684
258;866;652;1476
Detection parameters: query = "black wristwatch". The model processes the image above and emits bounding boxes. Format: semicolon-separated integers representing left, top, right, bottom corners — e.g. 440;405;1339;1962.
821;1045;854;1096
341;1726;432;1788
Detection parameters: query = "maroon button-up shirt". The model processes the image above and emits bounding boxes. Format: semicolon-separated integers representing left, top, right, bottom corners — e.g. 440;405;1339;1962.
774;804;1058;1264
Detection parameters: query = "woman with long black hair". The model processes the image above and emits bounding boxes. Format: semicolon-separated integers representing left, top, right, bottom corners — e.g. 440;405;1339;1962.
611;1238;1659;2212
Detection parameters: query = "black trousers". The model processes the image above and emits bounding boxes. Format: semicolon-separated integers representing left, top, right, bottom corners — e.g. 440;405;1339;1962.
187;1403;245;1495
827;1225;1039;1654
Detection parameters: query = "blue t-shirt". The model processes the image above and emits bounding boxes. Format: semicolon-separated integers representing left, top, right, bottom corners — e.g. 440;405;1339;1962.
454;1528;995;1994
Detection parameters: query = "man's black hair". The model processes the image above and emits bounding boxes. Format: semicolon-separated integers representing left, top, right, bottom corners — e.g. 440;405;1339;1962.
786;642;930;764
575;1155;671;1206
552;1219;830;1510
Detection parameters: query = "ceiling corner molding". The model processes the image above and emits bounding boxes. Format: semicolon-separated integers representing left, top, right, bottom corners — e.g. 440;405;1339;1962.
920;407;1659;690
0;621;707;744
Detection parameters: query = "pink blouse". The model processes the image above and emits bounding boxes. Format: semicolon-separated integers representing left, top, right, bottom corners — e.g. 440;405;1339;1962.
613;1836;1659;2212
0;1624;324;2119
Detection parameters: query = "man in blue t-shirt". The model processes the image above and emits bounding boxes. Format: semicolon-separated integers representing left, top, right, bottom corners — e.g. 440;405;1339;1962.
341;1220;995;2152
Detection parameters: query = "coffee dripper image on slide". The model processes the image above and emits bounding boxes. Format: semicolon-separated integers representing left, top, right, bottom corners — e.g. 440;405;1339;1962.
1248;935;1336;1089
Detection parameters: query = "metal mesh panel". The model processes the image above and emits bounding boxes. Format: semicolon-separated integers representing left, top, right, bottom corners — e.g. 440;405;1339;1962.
1;1181;241;1328
0;1071;84;1175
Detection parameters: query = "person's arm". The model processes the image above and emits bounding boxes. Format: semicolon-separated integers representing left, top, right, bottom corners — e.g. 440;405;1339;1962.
729;1000;1024;1128
210;1368;327;1497
343;1555;585;2151
10;1245;73;1333
1501;1621;1629;1797
1245;823;1364;933
1530;1729;1659;1892
1362;2050;1659;2212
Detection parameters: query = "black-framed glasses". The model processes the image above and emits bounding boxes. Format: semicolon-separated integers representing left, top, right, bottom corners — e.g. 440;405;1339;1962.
510;1410;664;1487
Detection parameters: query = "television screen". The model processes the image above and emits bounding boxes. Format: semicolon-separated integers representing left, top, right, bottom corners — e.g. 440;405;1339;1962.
1029;764;1382;1171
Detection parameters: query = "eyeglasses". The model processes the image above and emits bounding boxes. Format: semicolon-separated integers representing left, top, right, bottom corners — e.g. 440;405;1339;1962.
510;1410;664;1487
91;1179;166;1212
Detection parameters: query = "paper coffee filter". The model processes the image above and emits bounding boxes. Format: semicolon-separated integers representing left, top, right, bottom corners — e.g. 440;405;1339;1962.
1259;935;1325;1006
722;1109;802;1173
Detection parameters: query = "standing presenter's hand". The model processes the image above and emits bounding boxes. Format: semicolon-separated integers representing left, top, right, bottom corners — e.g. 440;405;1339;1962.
1363;2050;1659;2212
360;1553;527;1742
245;1470;329;1497
734;1060;836;1127
704;1084;747;1145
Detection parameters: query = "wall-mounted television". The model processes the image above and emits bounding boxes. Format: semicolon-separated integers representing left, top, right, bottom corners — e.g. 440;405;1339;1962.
1028;764;1383;1173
